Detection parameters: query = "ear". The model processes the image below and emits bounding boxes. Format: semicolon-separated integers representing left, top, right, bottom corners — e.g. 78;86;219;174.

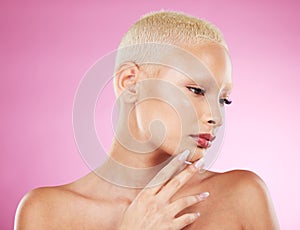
114;62;140;97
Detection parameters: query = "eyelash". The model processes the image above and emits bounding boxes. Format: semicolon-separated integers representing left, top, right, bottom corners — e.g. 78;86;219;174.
219;98;232;105
186;86;205;95
186;86;232;106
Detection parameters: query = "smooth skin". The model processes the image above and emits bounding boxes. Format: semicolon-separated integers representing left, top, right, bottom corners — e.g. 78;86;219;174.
15;43;280;229
15;158;279;229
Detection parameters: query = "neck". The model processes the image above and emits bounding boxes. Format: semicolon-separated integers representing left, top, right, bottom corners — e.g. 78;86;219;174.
96;138;172;188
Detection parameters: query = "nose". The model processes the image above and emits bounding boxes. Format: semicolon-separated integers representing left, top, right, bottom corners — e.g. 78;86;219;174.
201;102;223;127
207;118;222;127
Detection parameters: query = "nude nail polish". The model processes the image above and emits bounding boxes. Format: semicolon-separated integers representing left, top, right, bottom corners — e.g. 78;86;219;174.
198;192;210;201
195;158;205;169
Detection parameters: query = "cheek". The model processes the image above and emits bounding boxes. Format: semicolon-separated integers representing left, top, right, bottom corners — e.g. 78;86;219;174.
136;100;182;137
190;98;208;116
189;94;220;118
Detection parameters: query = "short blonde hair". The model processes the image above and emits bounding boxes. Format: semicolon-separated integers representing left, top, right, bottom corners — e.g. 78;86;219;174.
115;11;228;75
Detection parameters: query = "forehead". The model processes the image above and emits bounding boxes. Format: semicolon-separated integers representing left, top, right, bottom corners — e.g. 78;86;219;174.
158;43;232;92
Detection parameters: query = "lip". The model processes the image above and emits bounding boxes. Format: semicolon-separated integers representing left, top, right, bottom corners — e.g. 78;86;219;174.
190;133;216;148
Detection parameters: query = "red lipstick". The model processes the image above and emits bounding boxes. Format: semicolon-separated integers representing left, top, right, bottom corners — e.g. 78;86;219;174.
190;133;215;148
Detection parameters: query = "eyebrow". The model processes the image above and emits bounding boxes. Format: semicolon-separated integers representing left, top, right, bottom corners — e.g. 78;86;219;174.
178;74;233;94
180;74;213;85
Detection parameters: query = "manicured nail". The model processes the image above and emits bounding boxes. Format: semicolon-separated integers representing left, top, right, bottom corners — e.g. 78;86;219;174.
198;192;210;201
178;150;190;162
195;158;205;169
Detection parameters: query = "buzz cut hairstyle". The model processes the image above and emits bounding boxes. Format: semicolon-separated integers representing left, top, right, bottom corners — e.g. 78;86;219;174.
115;10;228;77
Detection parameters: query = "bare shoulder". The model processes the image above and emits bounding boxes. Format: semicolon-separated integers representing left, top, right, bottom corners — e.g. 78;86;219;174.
14;173;97;230
15;185;75;229
204;170;280;230
213;170;274;203
191;169;268;191
213;169;268;189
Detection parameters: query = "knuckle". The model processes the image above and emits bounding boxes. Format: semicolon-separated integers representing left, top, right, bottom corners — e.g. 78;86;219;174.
150;203;160;213
157;171;171;183
186;165;197;174
182;196;194;206
165;225;173;230
184;214;196;225
137;192;149;201
181;199;190;207
170;157;182;168
188;196;198;205
170;177;182;189
180;196;198;208
168;225;175;230
160;171;170;181
160;207;168;216
193;195;200;203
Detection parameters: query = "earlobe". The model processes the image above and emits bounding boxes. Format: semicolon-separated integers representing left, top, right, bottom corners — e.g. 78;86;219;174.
114;62;140;95
123;84;138;104
127;84;137;94
114;62;140;104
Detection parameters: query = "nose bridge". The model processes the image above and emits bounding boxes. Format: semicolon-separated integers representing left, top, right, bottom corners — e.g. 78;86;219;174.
201;96;223;127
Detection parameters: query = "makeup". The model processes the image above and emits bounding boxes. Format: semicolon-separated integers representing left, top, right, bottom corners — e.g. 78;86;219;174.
190;133;215;149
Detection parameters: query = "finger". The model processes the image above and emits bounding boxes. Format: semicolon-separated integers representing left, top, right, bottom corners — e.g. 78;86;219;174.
157;158;205;199
143;149;190;195
169;192;209;216
173;212;201;229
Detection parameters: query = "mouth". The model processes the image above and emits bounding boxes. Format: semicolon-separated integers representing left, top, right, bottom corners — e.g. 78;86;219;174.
189;133;215;149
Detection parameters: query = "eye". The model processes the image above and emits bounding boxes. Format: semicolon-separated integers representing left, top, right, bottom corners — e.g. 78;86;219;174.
186;86;206;96
219;98;232;105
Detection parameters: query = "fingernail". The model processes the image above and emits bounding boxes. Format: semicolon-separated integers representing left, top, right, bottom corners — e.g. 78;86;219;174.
195;158;205;169
178;150;190;162
198;192;210;201
195;212;201;218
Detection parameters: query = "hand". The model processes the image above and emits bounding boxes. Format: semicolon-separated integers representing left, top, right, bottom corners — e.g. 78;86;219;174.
119;150;208;230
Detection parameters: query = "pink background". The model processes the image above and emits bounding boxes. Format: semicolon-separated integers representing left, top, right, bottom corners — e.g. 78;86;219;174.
1;0;299;229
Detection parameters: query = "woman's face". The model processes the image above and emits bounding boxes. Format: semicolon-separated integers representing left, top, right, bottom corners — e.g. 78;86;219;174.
133;43;232;162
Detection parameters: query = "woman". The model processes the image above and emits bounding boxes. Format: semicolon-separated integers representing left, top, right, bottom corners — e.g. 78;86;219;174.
15;11;280;229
